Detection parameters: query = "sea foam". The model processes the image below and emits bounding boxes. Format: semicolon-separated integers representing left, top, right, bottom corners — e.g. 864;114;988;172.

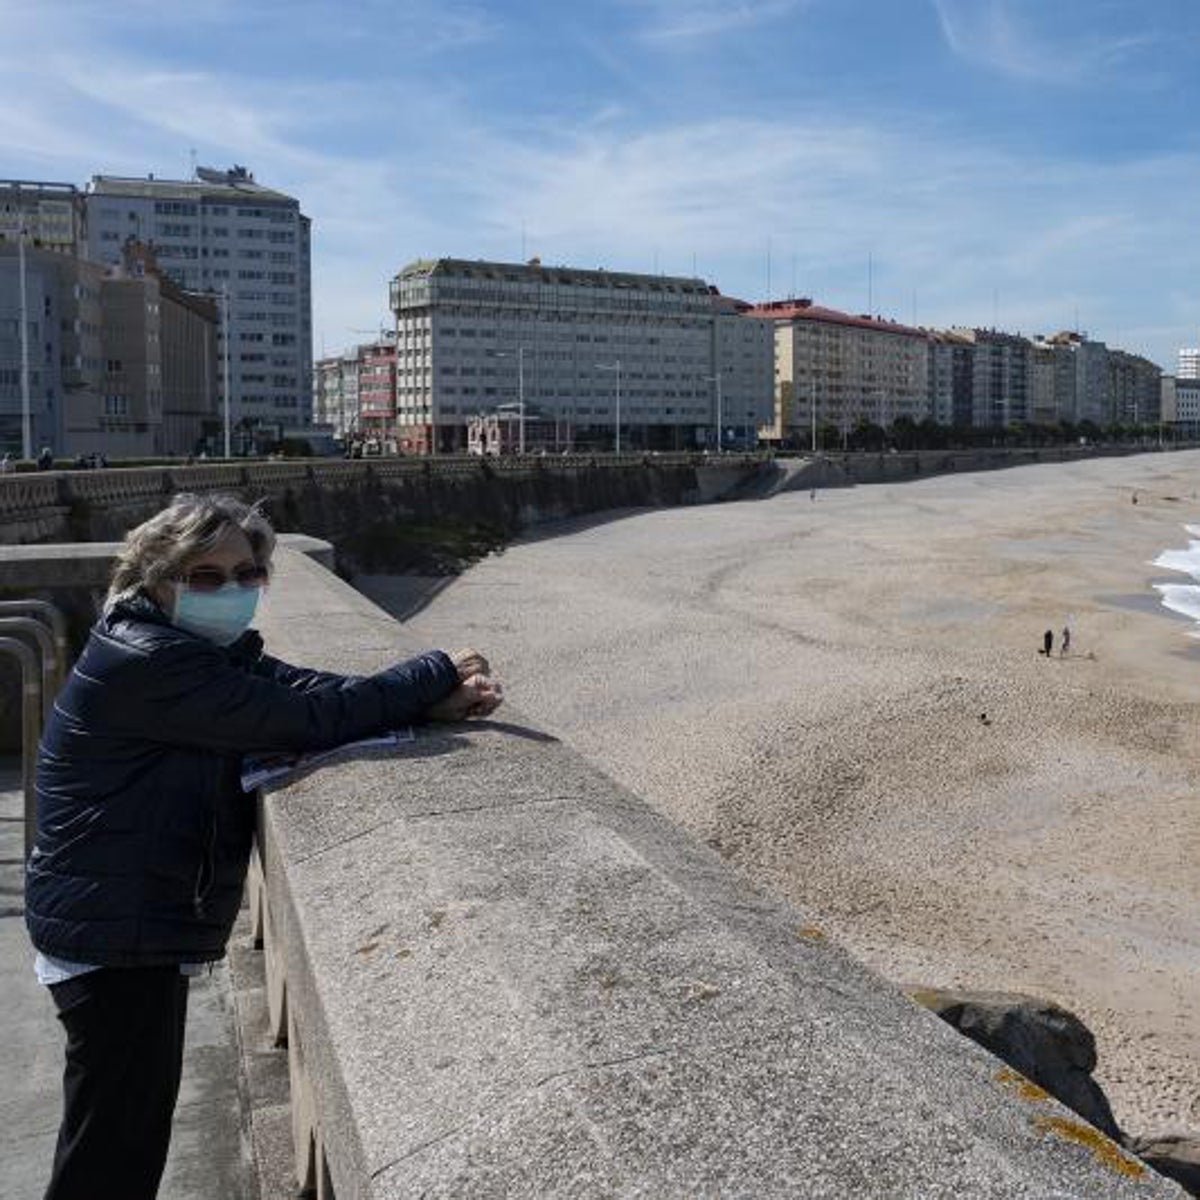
1151;532;1200;632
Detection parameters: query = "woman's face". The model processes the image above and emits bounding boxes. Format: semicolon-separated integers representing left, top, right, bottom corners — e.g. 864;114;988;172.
151;525;258;613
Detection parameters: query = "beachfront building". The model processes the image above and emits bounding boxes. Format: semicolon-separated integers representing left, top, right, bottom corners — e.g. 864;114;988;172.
1178;341;1199;380
357;333;397;442
1174;377;1200;437
85;166;312;453
0;241;105;456
750;299;930;445
313;350;360;442
0;180;87;255
1030;332;1114;426
927;331;974;427
1108;349;1161;426
951;328;1032;428
90;242;219;458
388;258;773;454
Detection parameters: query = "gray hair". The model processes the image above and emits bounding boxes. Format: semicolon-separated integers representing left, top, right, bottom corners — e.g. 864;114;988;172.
107;492;276;604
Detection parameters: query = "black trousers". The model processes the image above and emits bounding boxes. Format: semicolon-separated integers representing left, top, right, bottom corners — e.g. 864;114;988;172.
45;966;190;1200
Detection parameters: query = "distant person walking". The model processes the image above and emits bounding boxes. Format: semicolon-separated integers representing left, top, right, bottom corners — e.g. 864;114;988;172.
1042;629;1054;657
1061;625;1071;657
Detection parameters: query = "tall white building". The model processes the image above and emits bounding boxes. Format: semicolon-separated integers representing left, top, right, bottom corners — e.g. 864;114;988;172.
84;166;311;451
1179;340;1199;380
388;258;772;453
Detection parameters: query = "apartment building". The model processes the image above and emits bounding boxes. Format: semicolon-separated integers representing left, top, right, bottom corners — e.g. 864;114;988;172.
0;242;105;455
0;180;86;255
1108;349;1161;425
85;166;311;451
91;242;218;457
1178;340;1199;381
927;330;974;427
357;333;397;439
1175;377;1200;434
752;299;930;443
388;258;773;453
950;328;1031;428
313;351;359;441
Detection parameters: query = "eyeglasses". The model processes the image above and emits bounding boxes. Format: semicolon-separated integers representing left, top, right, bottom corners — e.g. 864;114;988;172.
178;564;270;593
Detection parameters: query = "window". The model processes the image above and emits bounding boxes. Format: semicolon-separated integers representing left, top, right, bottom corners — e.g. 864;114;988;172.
104;395;129;415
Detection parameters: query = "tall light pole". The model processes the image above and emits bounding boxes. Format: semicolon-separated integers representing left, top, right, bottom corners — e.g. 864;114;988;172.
220;285;231;458
703;371;723;452
596;360;621;453
496;346;526;454
17;224;31;459
810;376;817;453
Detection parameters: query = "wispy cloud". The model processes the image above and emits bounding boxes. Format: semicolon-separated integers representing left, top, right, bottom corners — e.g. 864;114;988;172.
0;0;1194;368
630;0;805;43
931;0;1156;84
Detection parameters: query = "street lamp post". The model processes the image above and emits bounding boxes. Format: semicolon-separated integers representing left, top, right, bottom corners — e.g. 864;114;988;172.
496;347;527;454
17;225;31;459
596;360;621;453
702;371;723;452
220;285;231;458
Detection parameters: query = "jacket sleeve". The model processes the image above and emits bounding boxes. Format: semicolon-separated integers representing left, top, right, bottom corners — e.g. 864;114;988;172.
252;653;361;693
99;637;460;754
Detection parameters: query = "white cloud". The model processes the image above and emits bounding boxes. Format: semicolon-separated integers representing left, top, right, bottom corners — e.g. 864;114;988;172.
0;1;1193;370
931;0;1157;84
629;0;805;44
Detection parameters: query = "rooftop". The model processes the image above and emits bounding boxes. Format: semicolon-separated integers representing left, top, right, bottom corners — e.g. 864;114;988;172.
88;165;297;206
747;298;928;339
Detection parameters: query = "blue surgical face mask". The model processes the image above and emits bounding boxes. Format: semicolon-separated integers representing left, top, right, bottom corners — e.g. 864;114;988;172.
172;582;261;646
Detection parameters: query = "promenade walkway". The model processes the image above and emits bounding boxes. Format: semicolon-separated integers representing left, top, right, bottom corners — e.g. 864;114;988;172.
0;760;256;1199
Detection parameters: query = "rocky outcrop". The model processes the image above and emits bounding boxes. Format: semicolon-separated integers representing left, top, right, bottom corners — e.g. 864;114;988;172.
1127;1136;1200;1197
909;988;1121;1140
911;988;1200;1196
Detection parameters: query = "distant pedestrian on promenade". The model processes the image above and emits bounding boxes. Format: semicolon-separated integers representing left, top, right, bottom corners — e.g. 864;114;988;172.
1042;629;1054;656
26;493;503;1200
37;446;53;470
1061;625;1071;657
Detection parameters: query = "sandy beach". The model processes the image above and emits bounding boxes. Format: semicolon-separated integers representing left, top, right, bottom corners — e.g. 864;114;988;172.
360;450;1200;1140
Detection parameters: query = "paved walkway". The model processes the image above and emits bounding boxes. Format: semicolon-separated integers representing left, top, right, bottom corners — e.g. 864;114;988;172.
0;760;257;1199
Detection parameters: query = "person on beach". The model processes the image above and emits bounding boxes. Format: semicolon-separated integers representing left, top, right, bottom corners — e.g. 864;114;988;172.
1061;625;1071;657
1042;629;1054;656
25;493;503;1200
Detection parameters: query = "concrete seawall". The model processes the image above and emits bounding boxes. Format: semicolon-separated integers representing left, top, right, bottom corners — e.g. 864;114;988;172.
0;454;762;556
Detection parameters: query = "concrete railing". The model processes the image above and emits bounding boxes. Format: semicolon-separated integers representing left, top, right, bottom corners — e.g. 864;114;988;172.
242;546;1178;1198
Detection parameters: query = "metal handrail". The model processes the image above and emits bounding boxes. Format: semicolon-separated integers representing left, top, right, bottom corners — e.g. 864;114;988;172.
0;600;68;693
0;637;40;859
0;617;57;723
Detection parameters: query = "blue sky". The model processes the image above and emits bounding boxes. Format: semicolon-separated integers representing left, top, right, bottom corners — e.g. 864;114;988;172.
2;0;1197;369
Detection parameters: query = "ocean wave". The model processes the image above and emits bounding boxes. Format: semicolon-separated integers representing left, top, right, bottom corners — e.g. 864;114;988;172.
1152;528;1200;628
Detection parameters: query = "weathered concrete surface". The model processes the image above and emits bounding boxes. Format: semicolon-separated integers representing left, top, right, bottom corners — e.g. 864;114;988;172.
0;760;256;1200
251;549;1182;1198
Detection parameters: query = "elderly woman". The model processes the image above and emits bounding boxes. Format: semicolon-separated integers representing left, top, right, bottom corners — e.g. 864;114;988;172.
26;493;501;1200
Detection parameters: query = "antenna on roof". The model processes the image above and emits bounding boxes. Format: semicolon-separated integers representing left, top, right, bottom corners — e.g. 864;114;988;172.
867;251;873;316
521;219;526;262
766;236;772;302
791;251;797;300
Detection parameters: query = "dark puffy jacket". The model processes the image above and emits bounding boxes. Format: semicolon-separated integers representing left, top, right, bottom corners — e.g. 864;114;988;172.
26;593;458;967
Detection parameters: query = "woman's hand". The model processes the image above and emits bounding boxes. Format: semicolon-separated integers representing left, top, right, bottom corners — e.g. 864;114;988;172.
426;674;503;722
450;648;490;682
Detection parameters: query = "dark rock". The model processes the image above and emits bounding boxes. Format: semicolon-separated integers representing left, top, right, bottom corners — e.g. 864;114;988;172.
1127;1135;1200;1197
909;987;1122;1141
